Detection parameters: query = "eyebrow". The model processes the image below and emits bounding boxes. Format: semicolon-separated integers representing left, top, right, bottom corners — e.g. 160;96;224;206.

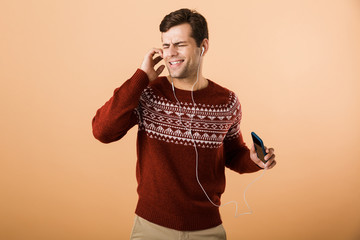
162;41;188;47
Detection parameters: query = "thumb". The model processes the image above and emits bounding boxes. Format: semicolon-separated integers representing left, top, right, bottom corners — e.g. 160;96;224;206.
250;143;255;153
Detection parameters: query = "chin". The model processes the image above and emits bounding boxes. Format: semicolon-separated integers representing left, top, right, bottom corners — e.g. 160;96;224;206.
169;71;184;79
169;68;190;79
170;74;187;79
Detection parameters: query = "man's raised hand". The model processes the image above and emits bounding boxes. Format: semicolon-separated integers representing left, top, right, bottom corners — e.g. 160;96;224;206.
140;48;165;82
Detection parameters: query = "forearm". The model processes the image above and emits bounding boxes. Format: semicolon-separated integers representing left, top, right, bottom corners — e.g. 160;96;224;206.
92;69;149;143
224;133;263;174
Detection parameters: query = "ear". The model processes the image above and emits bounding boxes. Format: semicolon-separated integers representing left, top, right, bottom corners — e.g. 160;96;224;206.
200;38;209;56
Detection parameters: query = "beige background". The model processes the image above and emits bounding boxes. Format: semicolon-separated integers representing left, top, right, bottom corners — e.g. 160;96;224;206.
1;0;360;239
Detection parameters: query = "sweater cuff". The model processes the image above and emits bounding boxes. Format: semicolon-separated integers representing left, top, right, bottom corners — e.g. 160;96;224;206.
131;68;150;91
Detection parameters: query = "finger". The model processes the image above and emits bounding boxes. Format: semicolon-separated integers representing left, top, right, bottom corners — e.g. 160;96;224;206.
155;65;165;76
146;49;158;59
264;153;275;162
266;147;274;154
153;56;163;65
265;158;277;169
264;147;274;160
150;48;163;57
264;159;272;169
267;160;276;169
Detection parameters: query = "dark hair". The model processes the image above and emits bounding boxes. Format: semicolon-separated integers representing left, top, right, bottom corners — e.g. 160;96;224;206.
159;8;208;47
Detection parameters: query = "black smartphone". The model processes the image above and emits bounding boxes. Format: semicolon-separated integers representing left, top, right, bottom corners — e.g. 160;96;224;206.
251;132;268;163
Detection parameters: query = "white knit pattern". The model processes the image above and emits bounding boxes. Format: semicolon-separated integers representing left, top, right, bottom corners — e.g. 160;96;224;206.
135;86;241;148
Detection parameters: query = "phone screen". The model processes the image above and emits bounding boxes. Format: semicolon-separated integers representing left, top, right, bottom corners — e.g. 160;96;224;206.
252;132;267;163
254;141;266;163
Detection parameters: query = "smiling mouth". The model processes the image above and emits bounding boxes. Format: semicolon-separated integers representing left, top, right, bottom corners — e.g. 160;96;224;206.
169;60;184;65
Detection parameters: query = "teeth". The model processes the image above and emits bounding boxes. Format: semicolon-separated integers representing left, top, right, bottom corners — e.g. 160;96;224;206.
170;60;183;65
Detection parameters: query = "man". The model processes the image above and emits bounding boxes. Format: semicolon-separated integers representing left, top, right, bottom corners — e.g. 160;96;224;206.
92;8;276;240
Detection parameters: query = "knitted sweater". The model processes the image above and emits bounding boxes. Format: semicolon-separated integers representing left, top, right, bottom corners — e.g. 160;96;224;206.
92;69;262;231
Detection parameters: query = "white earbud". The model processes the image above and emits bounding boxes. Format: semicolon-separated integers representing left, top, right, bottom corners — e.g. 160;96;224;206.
201;47;205;56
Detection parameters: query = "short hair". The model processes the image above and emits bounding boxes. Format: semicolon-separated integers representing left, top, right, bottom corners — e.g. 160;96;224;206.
159;8;209;47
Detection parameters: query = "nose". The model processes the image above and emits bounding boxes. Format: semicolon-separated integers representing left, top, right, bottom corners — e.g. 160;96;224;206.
167;45;178;57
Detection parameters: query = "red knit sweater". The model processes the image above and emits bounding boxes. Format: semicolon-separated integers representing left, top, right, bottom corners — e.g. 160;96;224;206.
92;69;262;231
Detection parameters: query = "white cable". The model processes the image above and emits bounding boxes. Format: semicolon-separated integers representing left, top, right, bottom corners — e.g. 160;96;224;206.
170;49;265;217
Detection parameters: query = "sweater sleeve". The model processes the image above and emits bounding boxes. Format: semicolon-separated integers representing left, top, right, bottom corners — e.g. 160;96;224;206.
92;69;149;143
223;96;263;174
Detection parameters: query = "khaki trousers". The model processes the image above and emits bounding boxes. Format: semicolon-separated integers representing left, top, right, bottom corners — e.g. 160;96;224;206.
130;215;227;240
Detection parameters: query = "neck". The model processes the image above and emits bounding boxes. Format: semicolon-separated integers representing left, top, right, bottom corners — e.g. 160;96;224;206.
168;75;208;91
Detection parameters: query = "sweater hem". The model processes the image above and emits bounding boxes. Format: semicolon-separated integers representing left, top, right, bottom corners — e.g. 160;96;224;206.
135;198;222;231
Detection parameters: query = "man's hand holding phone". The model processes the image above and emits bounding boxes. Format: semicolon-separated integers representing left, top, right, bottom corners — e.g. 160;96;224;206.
250;132;277;170
140;48;165;82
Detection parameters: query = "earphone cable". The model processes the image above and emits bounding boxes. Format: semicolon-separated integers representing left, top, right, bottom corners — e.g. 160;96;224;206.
169;48;265;217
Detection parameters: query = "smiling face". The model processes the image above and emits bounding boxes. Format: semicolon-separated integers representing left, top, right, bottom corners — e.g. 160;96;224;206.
161;23;202;79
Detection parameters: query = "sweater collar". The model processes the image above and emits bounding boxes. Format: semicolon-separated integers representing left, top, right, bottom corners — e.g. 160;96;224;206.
160;76;214;101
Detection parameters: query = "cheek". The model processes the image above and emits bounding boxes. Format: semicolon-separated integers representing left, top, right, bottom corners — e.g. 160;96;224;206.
179;49;189;56
162;50;169;58
162;52;171;64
